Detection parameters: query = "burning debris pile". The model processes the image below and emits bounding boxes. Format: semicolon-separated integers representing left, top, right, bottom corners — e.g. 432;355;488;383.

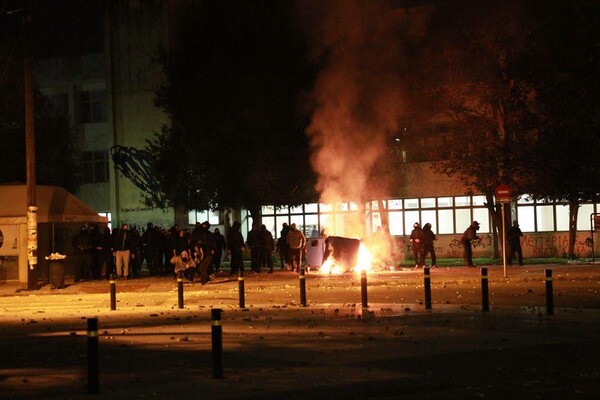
318;234;399;274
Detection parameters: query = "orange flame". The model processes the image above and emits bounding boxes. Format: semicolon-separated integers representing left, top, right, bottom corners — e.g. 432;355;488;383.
319;242;373;275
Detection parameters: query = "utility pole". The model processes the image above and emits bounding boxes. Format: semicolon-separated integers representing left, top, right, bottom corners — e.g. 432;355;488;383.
24;0;38;290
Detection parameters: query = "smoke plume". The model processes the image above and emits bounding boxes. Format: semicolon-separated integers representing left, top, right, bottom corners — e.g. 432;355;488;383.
300;0;406;237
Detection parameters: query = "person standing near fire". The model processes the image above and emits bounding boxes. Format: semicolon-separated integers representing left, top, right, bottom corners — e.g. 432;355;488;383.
287;223;306;272
461;221;480;267
277;223;290;270
410;222;425;268
507;220;524;266
113;223;132;279
422;223;438;268
228;221;245;275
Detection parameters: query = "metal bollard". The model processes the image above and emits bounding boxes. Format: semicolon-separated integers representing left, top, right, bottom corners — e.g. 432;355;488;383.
424;267;432;309
238;268;245;309
481;268;489;312
299;267;307;307
109;274;116;311
545;269;554;315
360;269;368;308
87;317;99;394
177;271;184;309
211;308;224;379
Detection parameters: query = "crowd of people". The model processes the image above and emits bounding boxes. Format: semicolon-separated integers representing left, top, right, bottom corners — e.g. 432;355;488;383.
70;220;308;284
70;218;524;282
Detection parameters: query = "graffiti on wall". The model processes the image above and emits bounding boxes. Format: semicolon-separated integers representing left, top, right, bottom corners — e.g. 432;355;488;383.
521;234;592;257
404;232;594;259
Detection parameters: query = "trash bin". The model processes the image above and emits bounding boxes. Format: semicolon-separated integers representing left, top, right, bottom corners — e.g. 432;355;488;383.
306;237;326;269
46;254;67;289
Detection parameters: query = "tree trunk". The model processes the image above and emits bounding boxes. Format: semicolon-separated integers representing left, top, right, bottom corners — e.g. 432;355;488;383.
568;200;580;259
247;205;261;228
486;194;501;259
377;198;390;235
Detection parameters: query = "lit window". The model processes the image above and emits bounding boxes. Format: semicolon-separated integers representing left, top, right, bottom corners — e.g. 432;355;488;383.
319;203;332;212
389;211;403;235
438;209;454;234
455;209;471;232
536;205;554;232
421;210;436;232
388;199;402;210
305;203;318;213
421;198;435;208
517;196;534;204
261;205;275;215
290;205;303;214
577;204;594;231
305;214;319;237
405;198;419;209
472;195;486;206
404;210;420;234
473;208;489;233
437;197;453;207
518;206;535;232
455;196;470;207
276;206;289;214
556;205;569;231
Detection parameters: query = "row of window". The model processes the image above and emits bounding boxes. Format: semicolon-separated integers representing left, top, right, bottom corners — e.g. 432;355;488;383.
230;196;600;239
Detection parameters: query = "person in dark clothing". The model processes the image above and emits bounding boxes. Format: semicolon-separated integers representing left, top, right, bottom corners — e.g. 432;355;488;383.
507;220;524;266
228;221;245;275
422;223;438;268
246;223;261;272
142;222;163;276
99;226;114;278
461;221;480;267
277;223;290;270
409;222;425;269
211;228;226;274
88;224;102;280
191;221;215;284
129;226;142;277
72;226;92;282
259;224;275;273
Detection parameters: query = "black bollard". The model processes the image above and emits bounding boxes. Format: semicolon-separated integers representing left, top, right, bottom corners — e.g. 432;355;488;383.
299;267;307;307
87;317;99;394
177;271;184;309
211;308;224;379
238;268;245;309
360;269;368;308
545;269;554;315
424;267;432;309
481;268;489;312
109;274;116;311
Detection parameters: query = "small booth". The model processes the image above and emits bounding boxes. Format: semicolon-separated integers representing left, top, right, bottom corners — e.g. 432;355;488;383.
0;185;107;285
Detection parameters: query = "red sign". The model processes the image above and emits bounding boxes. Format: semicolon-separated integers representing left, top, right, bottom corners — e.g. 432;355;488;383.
495;184;512;202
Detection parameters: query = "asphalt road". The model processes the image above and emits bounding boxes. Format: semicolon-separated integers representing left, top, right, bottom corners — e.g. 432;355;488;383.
1;265;599;399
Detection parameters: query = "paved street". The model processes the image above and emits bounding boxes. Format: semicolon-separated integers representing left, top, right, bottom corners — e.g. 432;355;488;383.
1;265;599;399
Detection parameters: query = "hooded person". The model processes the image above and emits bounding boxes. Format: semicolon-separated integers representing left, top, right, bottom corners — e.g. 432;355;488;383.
409;222;425;268
227;221;245;275
286;223;306;272
461;221;480;267
422;222;437;268
171;250;197;282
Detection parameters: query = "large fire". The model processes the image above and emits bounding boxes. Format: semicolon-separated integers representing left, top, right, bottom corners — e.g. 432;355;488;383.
319;241;374;275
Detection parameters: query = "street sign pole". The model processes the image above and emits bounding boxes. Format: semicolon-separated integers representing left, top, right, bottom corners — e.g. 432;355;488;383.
495;185;512;278
502;202;507;278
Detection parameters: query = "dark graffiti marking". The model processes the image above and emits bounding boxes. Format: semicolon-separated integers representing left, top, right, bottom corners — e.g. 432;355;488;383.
111;145;159;194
